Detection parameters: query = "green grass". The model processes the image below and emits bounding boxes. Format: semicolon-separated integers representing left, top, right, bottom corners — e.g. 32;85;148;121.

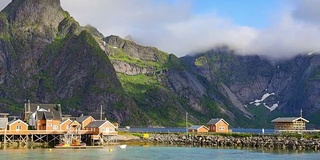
0;98;21;112
309;67;320;80
194;56;206;66
117;73;160;97
247;104;273;128
34;72;54;92
108;46;165;68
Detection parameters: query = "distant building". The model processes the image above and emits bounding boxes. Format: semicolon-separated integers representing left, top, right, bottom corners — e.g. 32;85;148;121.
0;113;9;118
36;110;61;130
23;103;62;130
85;120;117;135
271;117;309;130
60;118;81;131
8;119;29;131
76;115;95;130
207;118;229;133
0;117;8;130
188;125;209;133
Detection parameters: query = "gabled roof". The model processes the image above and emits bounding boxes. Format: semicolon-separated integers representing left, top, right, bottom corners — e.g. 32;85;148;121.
61;118;72;125
207;118;229;126
76;116;93;123
0;118;8;129
25;103;62;120
44;112;54;120
70;121;81;126
8;119;29;126
271;117;309;123
85;120;116;128
189;125;209;130
36;111;45;120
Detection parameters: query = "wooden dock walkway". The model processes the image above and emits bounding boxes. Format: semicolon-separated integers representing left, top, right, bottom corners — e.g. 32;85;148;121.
0;130;118;149
0;130;117;135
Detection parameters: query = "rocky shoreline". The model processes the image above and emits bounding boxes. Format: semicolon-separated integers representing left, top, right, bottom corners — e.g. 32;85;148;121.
138;134;320;151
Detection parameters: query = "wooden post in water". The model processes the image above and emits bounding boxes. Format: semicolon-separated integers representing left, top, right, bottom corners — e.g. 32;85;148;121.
4;128;6;149
31;135;33;149
26;136;29;149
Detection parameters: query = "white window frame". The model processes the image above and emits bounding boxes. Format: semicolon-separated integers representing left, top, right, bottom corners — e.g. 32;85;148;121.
16;125;22;130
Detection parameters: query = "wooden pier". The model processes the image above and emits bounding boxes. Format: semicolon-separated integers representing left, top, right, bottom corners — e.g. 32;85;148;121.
0;130;118;149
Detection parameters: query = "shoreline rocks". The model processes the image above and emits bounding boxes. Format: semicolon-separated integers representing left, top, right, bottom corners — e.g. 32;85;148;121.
142;134;320;151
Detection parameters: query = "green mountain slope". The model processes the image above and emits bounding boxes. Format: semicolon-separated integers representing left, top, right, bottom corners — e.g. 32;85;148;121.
0;0;148;125
1;0;320;128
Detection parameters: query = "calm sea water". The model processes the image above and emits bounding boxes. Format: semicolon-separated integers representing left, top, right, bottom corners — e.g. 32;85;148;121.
122;128;274;134
0;146;319;160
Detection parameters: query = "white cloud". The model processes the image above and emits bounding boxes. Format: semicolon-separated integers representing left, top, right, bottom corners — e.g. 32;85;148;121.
292;0;320;25
1;0;320;59
0;0;11;10
60;0;258;56
245;11;320;59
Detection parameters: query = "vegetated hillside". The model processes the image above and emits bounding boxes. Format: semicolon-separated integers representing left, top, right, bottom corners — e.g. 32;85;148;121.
182;46;320;128
1;0;320;128
103;36;253;127
0;0;148;125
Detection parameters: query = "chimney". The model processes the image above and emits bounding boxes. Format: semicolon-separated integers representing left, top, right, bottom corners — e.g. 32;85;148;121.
37;106;39;110
48;109;50;112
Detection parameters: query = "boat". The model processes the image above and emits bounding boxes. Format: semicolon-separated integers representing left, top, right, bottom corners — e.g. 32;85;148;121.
119;144;127;149
125;126;130;130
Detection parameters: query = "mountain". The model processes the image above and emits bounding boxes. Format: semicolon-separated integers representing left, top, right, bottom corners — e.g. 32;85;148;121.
0;0;148;125
1;0;320;128
182;47;320;128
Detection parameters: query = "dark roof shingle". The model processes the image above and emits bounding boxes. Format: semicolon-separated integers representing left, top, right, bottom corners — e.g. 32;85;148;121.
271;117;309;123
44;112;54;120
76;116;91;123
25;103;62;120
85;120;106;128
189;125;208;130
207;118;229;125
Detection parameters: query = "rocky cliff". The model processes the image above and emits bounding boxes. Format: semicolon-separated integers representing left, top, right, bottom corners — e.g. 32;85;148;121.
1;0;320;128
182;47;320;127
0;0;148;125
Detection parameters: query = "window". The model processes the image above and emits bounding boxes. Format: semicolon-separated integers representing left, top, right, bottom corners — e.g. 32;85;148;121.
16;126;22;130
48;124;52;126
53;125;58;130
219;126;225;130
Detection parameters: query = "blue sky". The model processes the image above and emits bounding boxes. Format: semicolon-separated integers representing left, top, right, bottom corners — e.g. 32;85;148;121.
1;0;320;59
192;0;283;28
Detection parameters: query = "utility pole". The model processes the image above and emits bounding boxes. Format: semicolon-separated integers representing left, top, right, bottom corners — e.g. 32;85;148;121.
186;112;188;133
100;105;103;120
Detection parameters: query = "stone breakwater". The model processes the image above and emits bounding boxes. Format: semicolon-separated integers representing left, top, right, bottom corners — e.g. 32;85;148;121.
148;134;320;150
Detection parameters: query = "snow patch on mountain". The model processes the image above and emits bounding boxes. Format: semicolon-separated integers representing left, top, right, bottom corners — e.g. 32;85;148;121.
249;93;279;111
